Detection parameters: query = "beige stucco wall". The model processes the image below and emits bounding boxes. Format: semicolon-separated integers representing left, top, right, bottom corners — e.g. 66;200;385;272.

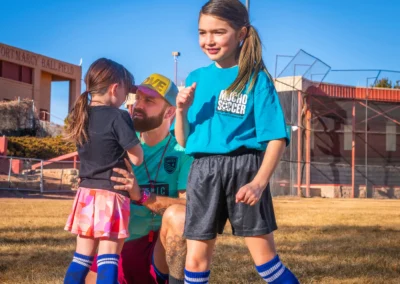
0;77;33;101
0;43;81;114
39;72;52;112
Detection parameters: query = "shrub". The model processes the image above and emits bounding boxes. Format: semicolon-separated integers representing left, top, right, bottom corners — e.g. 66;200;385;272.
7;136;76;159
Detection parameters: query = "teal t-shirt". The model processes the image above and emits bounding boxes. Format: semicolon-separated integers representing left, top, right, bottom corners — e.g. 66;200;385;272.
183;63;289;155
126;134;193;241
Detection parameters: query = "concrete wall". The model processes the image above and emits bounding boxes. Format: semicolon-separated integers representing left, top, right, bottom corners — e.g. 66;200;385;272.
0;77;33;101
0;43;81;115
39;72;52;113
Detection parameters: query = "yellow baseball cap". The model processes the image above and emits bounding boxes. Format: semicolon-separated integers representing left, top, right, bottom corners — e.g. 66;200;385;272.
137;73;178;106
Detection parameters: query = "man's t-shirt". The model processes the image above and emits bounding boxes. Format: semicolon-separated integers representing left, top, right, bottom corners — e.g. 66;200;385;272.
78;106;140;197
126;134;193;241
182;63;290;156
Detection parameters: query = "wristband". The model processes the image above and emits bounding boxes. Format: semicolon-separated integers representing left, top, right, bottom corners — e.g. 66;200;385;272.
136;189;151;205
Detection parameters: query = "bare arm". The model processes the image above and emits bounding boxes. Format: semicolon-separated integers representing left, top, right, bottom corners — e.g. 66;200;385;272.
143;190;186;216
175;109;190;148
175;82;196;148
178;190;186;199
236;139;286;205
126;143;143;166
253;139;286;189
112;159;186;216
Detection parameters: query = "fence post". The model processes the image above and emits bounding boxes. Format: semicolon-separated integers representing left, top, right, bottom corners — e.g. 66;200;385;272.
40;160;44;193
60;168;64;190
8;158;12;188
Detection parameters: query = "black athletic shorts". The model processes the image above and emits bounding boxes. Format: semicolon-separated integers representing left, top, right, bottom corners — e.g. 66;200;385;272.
184;148;278;240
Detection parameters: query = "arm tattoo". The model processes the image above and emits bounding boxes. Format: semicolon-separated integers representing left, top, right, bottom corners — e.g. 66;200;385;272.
165;235;187;279
144;193;186;216
154;207;167;216
143;193;166;216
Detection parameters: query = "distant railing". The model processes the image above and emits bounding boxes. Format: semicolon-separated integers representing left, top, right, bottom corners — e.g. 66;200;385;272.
0;155;79;193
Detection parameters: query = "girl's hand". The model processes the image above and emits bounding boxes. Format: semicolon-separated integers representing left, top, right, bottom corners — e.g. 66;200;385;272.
111;159;141;201
176;82;196;111
235;182;265;206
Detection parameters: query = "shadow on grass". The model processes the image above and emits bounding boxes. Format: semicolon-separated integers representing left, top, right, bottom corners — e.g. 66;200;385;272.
0;226;63;234
211;225;400;283
0;226;74;249
0;231;75;283
0;190;75;200
1;224;399;283
0;236;74;246
0;249;74;283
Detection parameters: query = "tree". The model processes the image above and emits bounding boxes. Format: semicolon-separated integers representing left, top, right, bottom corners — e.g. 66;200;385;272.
394;80;400;89
373;78;392;88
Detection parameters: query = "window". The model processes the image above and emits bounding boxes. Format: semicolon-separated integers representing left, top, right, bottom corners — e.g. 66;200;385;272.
310;129;314;150
39;109;50;121
386;121;396;152
2;61;19;81
344;124;352;151
21;66;33;84
0;61;33;84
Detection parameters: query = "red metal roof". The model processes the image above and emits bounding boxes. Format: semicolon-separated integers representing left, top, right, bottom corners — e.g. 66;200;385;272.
308;82;400;103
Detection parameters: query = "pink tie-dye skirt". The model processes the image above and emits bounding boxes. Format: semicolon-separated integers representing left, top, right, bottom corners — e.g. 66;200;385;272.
64;187;130;239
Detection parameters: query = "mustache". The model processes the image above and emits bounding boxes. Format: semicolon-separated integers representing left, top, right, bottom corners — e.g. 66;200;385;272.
133;109;147;117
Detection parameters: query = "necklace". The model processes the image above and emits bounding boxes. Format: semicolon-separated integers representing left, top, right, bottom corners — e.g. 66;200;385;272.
142;134;172;190
140;133;172;243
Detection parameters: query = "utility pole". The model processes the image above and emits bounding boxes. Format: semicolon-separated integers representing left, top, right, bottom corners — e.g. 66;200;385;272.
172;52;180;86
246;0;250;12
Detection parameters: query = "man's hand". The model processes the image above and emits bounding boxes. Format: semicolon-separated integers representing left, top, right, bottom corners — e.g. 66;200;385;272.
111;160;186;216
176;82;196;111
235;182;265;206
111;159;141;201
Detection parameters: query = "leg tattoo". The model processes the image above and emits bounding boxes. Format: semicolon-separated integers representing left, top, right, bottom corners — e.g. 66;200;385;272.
165;235;187;279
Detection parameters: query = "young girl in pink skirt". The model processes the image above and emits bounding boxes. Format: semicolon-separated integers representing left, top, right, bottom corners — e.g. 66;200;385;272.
63;58;144;284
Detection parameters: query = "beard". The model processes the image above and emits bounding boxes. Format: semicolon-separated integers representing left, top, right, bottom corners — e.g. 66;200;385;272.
133;108;166;132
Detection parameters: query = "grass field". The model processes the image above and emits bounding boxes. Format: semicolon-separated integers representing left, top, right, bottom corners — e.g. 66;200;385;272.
0;196;399;283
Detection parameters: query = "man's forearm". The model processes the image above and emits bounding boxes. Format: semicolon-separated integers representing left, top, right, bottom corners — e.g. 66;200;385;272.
143;194;186;216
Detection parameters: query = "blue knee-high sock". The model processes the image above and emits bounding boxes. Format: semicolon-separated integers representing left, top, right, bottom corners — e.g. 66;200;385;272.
152;254;169;282
96;254;120;284
64;252;94;284
184;268;210;284
255;255;299;284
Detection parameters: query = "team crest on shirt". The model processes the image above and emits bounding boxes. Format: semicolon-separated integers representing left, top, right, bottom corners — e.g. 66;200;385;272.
216;90;248;116
164;156;178;174
140;183;169;196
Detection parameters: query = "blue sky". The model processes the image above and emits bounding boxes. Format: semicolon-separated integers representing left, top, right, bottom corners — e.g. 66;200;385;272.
1;0;399;123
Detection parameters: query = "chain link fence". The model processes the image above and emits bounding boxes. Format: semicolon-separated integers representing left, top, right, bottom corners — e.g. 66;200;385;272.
271;50;400;198
0;156;79;193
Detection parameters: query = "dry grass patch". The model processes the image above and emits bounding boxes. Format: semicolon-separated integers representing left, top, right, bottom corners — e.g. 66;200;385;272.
0;197;399;283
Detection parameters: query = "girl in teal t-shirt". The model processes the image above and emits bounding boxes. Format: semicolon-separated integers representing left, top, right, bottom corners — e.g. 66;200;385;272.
174;1;299;283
